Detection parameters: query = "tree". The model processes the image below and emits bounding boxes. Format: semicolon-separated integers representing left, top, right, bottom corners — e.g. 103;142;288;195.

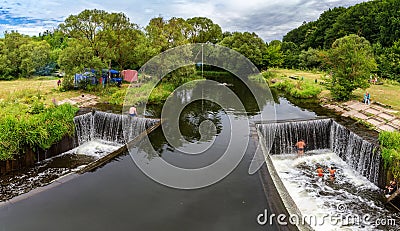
19;40;51;77
58;39;104;75
145;17;195;83
186;17;222;43
145;16;191;53
376;39;400;81
281;42;300;69
325;34;377;100
59;9;142;70
263;40;283;68
219;32;267;69
298;48;324;70
2;31;31;78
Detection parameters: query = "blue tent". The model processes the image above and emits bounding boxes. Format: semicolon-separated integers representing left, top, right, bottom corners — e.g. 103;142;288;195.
74;72;97;87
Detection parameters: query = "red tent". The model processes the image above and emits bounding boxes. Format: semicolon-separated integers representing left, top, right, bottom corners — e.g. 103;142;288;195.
121;70;138;82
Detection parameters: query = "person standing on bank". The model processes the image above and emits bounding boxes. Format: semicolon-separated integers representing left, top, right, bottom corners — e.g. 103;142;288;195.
295;139;306;155
364;92;370;105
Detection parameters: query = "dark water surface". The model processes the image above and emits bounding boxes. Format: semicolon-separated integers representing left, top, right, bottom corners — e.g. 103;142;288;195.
0;75;386;231
0;77;287;231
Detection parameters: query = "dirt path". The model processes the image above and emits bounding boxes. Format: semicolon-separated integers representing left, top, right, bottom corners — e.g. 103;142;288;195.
58;94;99;108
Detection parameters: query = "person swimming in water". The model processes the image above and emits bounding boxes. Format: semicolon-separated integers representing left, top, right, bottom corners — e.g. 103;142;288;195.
328;166;336;180
316;166;324;178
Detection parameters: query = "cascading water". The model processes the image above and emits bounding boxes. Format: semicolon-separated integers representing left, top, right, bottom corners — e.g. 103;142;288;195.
257;118;381;185
73;111;159;145
0;111;160;202
258;119;332;155
330;121;381;185
257;119;398;230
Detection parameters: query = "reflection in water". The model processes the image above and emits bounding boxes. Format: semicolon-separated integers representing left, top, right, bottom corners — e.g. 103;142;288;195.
179;100;222;143
1;73;394;230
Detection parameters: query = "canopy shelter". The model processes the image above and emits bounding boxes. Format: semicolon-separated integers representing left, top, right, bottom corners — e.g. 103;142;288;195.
121;70;138;82
99;69;122;86
109;69;119;74
74;72;98;87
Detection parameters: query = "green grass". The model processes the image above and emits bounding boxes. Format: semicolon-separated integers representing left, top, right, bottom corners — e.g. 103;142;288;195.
271;68;400;111
0;97;78;160
354;80;400;111
269;77;322;99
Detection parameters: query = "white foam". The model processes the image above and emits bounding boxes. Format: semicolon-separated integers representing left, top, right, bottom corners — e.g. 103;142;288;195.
64;139;123;159
271;152;391;230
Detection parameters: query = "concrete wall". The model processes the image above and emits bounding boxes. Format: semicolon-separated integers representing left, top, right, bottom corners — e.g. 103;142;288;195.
0;134;77;176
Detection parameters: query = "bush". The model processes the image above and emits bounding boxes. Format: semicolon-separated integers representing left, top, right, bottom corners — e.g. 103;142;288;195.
289;81;322;98
61;74;75;90
271;79;321;98
379;131;400;179
271;79;295;91
261;71;278;80
0;100;78;160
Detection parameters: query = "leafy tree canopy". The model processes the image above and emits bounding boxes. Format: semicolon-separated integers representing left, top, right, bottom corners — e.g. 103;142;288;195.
325;34;377;100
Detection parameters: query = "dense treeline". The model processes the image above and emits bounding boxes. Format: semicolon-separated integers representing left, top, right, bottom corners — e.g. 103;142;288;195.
0;0;399;84
283;0;400;81
0;10;274;81
284;0;400;49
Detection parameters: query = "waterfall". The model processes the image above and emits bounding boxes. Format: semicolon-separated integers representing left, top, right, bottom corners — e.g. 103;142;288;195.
74;111;159;145
258;119;332;154
257;118;381;185
330;122;380;184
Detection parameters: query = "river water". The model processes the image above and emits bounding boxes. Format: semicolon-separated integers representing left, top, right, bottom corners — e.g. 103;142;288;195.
0;76;397;230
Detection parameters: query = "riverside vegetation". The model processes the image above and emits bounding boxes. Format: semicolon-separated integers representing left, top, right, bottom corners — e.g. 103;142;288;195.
1;0;400;180
0;91;78;160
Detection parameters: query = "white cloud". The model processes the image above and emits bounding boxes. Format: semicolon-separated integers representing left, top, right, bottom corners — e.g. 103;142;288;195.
0;0;368;41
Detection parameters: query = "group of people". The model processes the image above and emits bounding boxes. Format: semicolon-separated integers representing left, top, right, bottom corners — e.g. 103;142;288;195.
295;140;398;197
295;139;337;180
385;179;398;198
316;165;337;181
370;74;379;84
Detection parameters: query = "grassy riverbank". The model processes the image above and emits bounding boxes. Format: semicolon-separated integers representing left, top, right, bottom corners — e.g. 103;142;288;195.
268;68;400;183
268;68;400;112
0;95;78;160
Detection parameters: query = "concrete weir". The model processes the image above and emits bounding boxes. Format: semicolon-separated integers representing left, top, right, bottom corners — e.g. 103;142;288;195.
255;118;387;230
255;122;312;231
0;111;160;205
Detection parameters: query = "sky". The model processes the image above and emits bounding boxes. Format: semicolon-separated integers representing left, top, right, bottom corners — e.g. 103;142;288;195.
0;0;368;42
